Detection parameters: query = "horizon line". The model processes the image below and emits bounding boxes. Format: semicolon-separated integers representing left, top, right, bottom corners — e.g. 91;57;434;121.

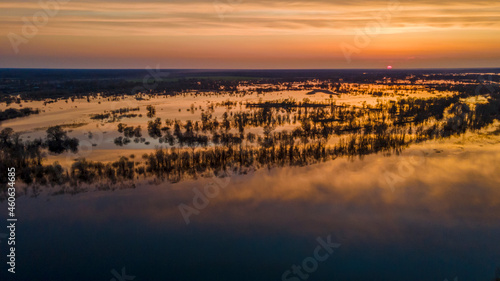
1;67;500;71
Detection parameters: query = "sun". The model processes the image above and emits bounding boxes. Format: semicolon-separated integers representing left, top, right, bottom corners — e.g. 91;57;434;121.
387;65;393;69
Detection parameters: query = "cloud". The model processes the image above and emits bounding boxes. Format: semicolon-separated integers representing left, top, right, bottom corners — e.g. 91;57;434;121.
18;140;500;241
1;0;499;37
0;0;499;68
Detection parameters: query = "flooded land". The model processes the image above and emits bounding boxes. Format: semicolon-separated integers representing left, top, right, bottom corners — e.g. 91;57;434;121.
1;69;500;280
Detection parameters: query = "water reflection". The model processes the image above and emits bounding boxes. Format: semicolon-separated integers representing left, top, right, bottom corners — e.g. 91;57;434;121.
1;142;500;280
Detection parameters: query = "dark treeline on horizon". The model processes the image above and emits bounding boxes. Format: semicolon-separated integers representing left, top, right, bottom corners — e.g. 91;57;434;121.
1;69;499;103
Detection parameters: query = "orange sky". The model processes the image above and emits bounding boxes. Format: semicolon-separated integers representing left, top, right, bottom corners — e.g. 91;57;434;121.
1;0;499;69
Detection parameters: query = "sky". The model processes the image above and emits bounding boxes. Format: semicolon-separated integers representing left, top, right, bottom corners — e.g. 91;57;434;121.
0;0;499;69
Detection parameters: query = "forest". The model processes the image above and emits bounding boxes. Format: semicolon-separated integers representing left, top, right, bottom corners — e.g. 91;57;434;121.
0;75;498;199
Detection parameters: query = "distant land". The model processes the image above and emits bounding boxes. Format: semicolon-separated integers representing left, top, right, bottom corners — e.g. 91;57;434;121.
1;68;500;81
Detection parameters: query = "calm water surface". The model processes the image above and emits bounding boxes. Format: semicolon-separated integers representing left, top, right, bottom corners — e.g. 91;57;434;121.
1;139;500;281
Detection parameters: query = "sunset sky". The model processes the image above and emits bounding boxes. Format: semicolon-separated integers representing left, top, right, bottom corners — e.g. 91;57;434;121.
1;0;499;69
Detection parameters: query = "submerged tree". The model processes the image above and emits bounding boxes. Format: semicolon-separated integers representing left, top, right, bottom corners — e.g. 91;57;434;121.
45;126;79;154
146;105;156;118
